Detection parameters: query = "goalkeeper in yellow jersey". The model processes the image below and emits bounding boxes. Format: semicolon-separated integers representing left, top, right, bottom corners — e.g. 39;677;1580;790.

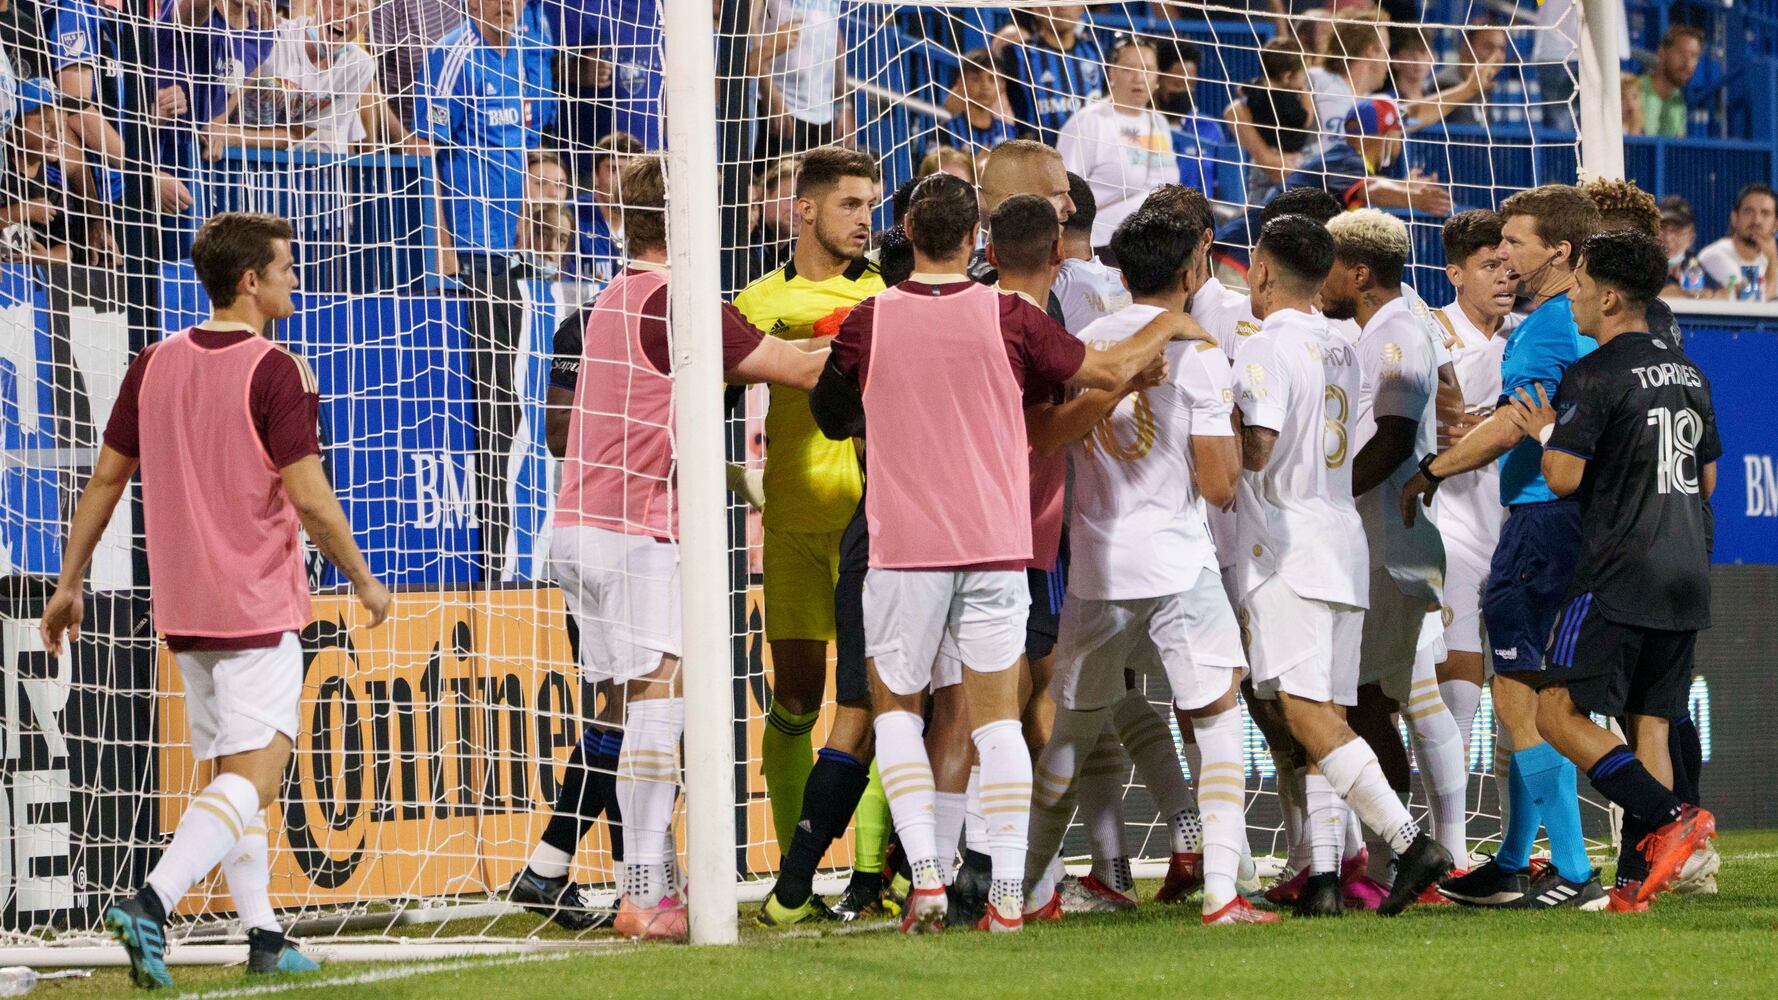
733;145;892;920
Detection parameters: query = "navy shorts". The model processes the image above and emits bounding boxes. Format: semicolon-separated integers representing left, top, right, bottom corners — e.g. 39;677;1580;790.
1480;499;1581;674
833;501;870;705
1541;594;1697;721
1026;535;1069;661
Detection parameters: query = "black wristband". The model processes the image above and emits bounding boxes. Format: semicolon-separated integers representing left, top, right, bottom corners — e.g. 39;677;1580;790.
1417;451;1445;484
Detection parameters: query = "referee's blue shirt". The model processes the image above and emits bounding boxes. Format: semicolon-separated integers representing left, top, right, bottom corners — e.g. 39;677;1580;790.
1496;292;1595;505
417;21;544;256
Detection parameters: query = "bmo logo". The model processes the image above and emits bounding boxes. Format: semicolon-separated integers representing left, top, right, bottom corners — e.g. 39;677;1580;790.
1744;455;1778;517
410;452;479;531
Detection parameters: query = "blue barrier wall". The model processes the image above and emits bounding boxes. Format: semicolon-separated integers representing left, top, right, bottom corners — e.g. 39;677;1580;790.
1680;325;1778;565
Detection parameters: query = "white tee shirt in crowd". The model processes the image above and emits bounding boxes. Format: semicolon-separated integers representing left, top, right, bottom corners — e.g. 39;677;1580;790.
1054;255;1132;335
1307;66;1357;153
1189;275;1256;568
1068;303;1234;601
1429;301;1517;573
1350;296;1445;604
764;0;841;125
237;19;375;152
1697;237;1769;289
1058;100;1179;246
1232;307;1368;606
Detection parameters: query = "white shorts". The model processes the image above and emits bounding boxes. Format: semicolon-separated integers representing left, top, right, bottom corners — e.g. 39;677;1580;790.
551;524;681;684
1442;548;1490;657
1359;567;1427;700
175;633;302;761
863;568;1028;698
1051;569;1247;713
1243;576;1363;707
932;633;963;692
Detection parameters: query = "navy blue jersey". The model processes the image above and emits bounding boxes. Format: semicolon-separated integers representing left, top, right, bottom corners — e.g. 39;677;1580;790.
1004;33;1103;143
919;113;1017;159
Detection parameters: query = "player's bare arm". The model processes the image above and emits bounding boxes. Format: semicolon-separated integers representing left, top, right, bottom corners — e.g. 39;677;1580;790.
1352;414;1419;497
1240;425;1278;472
1070;311;1208;390
728;335;827;390
1399;405;1528;524
1026;356;1168;455
280;455;391;627
40;445;140;655
1191;433;1241;510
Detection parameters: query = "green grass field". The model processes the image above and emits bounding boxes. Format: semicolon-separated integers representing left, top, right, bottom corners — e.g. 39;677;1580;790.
41;831;1778;1000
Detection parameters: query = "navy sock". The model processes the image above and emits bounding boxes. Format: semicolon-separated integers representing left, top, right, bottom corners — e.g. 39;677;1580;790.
774;749;869;908
1616;810;1654;886
597;731;625;863
1587;745;1684;828
1668;717;1703;806
541;728;607;857
135;886;167;926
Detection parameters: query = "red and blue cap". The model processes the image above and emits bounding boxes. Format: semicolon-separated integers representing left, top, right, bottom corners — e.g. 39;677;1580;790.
1345;97;1402;137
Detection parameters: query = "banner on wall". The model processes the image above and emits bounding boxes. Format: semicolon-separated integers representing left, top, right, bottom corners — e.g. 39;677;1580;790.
1684;326;1778;565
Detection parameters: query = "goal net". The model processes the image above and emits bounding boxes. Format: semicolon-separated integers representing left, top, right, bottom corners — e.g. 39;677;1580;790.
0;0;1626;959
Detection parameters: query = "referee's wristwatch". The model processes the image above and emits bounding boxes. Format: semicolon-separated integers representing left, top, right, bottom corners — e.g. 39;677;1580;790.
1417;452;1445;484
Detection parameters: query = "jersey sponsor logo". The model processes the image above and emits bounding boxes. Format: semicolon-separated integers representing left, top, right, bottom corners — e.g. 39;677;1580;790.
484;107;523;127
1646;405;1702;495
1630;362;1702;389
1745;455;1778;516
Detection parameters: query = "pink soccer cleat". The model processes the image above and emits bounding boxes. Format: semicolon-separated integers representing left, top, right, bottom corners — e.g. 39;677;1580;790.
1341;875;1390;911
1155;852;1204;903
614;894;688;941
1263;865;1308;906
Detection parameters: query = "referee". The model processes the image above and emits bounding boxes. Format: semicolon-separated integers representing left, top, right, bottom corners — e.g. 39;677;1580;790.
1505;229;1720;912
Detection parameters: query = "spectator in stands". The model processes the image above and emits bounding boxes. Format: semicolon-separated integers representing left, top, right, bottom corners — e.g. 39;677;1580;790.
516;201;576;279
154;0;279;167
1058;38;1174;247
1436;24;1514;127
1620;72;1645;137
1308;17;1389;152
369;0;461;128
996;4;1104;144
1531;0;1578;131
554;0;663;149
923;48;1016;160
1153;38;1223;195
0;78;103;264
227;0;409;155
753;154;800;274
1279;96;1451;216
49;1;195;213
1227;38;1314;200
573;130;641;285
1698;182;1778;300
750;0;852;162
1387;28;1501;132
1657;195;1715;297
1638;24;1703;139
528;151;570;205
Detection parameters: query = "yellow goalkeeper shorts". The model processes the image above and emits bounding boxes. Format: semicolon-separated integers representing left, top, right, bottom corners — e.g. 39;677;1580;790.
762;524;845;643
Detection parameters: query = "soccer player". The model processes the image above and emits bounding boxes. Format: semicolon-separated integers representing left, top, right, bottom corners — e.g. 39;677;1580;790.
1321;210;1469;879
1428;211;1519;762
972;140;1077;289
1402;184;1605;909
39;213;391;988
1053;173;1131;335
1501;229;1720;911
1233;214;1450;919
731;146;890;892
809;173;1190;933
1025;208;1274;926
551;156;828;941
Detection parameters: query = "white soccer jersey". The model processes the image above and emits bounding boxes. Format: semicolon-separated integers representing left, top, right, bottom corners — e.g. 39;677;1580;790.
1190;276;1254;568
1069;304;1234;601
1429;302;1518;570
1400;283;1453;368
1352;296;1445;604
1232;308;1368;607
1053;256;1132;335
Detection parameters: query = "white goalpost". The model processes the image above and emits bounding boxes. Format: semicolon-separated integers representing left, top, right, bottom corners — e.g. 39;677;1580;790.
0;0;1636;965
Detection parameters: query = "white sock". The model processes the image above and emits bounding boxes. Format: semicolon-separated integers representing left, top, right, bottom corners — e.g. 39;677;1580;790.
1407;673;1470;863
875;710;940;878
1113;689;1194;821
1076;728;1128;868
1321;738;1420;856
1439;678;1482;761
616;697;683;908
1305;772;1345;876
933;791;967;885
963;765;987;854
147;772;260;912
1025;705;1105;881
971;719;1032;886
1192;708;1247;913
221;812;278;933
1275;756;1310;873
528;842;573;880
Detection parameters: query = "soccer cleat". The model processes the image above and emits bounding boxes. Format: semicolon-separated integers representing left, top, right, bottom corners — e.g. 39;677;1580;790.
829;881;897;922
885;871;911;912
614;895;688;941
1505;867;1609;911
1636;805;1717;903
1378;835;1453;917
976;901;1024;933
104;896;173;990
1023;888;1064;922
1342;875;1389;911
756;892;834;929
1339;848;1371;885
1236;854;1265;900
1059;874;1137;913
245;929;320;976
1671;840;1721;896
1607;882;1650;913
1263;865;1308;906
1293;873;1344;918
1154;852;1204;904
1438;856;1530;907
507;867;611;931
945;883;986;929
900;886;947;935
1415;878;1456;906
1204;896;1281;925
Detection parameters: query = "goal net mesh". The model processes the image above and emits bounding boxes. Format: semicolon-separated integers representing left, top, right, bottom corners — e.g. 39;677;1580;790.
0;0;1629;956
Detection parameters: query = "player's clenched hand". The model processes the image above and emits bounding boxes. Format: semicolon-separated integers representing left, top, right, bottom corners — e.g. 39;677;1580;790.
1506;383;1556;439
359;580;394;629
40;585;83;656
1400;470;1439;528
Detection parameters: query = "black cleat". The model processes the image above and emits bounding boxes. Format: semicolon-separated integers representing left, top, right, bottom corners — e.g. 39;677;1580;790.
1379;835;1454;917
1294;873;1344;918
246;928;320;976
1506;866;1609;911
830;879;896;922
1439;855;1531;908
945;882;986;928
506;867;612;931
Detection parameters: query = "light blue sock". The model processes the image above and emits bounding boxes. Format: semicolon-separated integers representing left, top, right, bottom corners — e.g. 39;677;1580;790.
1497;748;1543;872
1534;749;1593;884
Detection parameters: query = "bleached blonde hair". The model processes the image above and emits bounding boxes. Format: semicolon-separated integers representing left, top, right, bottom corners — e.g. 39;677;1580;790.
1327;207;1411;284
